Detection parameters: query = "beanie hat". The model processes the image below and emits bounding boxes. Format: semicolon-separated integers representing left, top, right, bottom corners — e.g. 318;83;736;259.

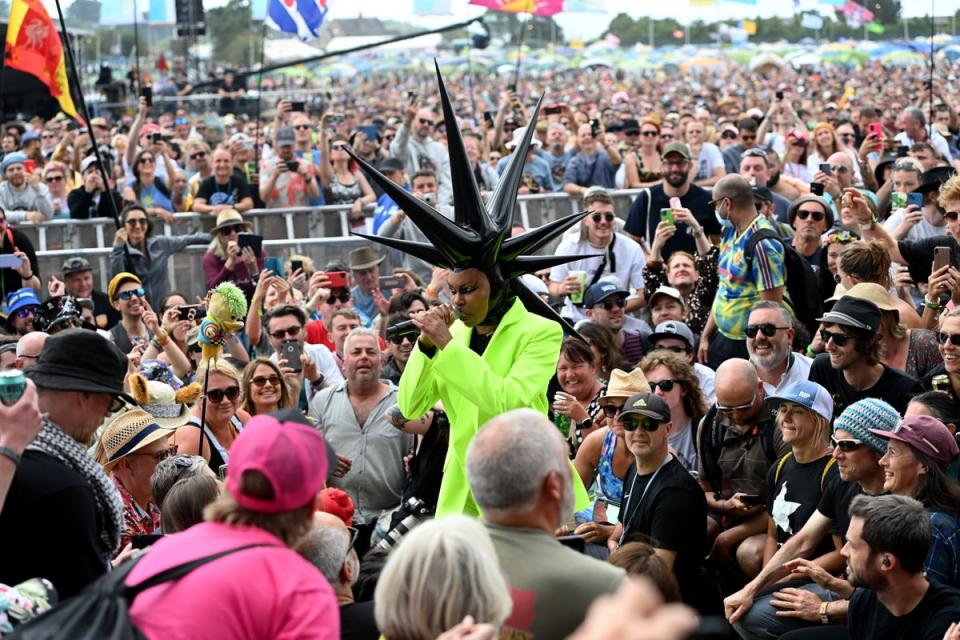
833;398;898;455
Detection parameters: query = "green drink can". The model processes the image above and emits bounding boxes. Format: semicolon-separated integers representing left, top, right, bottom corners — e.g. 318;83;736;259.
568;270;587;304
891;191;907;209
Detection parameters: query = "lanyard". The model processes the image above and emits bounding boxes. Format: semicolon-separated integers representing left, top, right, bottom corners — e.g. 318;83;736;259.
618;454;671;547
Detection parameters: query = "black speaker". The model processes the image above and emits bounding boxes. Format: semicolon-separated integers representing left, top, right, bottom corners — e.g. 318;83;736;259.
175;0;206;37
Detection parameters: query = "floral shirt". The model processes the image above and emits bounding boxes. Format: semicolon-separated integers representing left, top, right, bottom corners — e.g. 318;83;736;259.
113;475;161;551
642;245;719;336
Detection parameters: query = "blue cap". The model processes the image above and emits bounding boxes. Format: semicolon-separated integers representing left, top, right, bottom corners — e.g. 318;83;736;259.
583;281;628;308
0;152;27;172
20;131;39;144
766;380;834;423
5;288;40;315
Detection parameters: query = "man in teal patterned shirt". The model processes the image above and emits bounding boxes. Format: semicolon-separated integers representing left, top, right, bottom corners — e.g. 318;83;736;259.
698;174;786;371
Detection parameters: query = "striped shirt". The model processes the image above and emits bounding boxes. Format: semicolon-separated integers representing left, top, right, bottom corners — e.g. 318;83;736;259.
712;215;786;340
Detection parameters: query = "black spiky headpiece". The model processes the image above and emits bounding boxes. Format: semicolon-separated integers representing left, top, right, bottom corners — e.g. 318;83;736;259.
349;63;592;334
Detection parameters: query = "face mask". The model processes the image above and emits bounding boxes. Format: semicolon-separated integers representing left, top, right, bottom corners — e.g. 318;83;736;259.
714;200;732;229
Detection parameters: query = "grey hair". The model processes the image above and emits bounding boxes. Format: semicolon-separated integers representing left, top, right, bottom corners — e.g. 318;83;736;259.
343;327;379;353
151;455;208;509
904;107;925;127
467;408;568;513
848;494;931;574
298;523;349;584
749;300;792;328
374;516;511;640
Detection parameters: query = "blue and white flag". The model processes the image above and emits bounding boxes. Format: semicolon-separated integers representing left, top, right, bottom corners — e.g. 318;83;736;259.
267;0;327;41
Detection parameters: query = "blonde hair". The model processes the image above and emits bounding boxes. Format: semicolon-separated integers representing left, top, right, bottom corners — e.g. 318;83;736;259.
939;176;960;209
374;516;511;640
196;358;241;386
776;404;831;448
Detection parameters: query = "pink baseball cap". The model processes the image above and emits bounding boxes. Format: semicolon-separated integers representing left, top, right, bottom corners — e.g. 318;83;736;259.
140;123;161;138
869;415;960;468
226;411;332;513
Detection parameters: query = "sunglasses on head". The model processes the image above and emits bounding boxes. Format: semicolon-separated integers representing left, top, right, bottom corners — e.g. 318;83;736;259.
270;325;302;339
206;386;240;403
820;329;851;347
622;413;662;432
596;297;626;311
746;323;790;338
649;379;680;393
891;420;941;454
251;375;281;387
938;332;960;346
831;436;863;452
591;212;615;224
389;330;420;345
796;209;825;222
115;287;145;302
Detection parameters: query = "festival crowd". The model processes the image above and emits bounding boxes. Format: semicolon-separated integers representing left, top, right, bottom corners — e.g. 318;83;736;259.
0;57;960;640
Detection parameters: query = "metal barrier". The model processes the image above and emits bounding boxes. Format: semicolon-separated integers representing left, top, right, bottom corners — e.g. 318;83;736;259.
29;189;651;300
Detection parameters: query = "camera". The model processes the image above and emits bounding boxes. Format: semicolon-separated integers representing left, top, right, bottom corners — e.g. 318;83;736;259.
372;497;430;556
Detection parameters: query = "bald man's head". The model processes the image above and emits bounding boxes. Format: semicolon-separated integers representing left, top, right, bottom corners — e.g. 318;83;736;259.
16;331;47;369
298;511;353;584
715;359;764;422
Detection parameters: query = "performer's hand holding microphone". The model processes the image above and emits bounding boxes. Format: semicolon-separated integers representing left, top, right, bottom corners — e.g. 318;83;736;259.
407;304;455;349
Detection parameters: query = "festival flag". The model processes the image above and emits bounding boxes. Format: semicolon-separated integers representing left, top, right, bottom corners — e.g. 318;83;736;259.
267;0;328;41
468;0;563;16
4;0;80;120
837;0;874;26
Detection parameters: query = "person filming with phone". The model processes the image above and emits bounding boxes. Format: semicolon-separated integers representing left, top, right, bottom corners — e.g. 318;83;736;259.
259;126;321;209
203;209;265;302
266;303;342;408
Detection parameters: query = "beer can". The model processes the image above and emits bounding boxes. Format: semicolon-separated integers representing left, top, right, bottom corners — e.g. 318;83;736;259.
0;369;26;406
569;270;587;304
891;191;907;210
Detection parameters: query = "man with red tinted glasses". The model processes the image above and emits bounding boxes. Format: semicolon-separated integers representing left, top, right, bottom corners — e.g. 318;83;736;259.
606;392;711;612
809;296;919;418
725;398;896;638
582;281;645;366
788;195;834;267
549;188;646;322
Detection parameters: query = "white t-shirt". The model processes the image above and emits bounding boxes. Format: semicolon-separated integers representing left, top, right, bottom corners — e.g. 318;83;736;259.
693;143;724;181
270;342;344;397
895;128;951;162
759;352;813;396
695;362;716;406
883;209;948;242
549;233;646;322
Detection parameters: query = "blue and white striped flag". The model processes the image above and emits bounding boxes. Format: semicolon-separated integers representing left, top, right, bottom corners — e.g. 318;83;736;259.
267;0;328;41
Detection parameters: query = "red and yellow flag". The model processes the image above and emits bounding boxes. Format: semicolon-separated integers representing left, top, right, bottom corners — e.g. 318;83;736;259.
4;0;79;120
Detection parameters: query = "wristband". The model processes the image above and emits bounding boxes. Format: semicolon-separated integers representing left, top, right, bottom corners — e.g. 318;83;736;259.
21;272;33;280
819;601;830;624
0;446;21;467
924;298;943;310
857;216;877;231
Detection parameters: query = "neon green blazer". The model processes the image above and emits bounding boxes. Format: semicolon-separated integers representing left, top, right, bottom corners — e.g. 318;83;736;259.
399;297;589;517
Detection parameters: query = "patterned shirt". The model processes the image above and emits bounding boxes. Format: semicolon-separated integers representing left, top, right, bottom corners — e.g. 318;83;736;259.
927;509;960;588
113;475;161;549
712;216;786;340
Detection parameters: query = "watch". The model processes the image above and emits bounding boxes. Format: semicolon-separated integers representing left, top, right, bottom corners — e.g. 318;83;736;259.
819;601;830;624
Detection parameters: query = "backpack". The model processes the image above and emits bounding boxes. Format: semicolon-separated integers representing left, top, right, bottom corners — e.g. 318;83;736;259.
9;543;267;639
696;404;778;497
773;451;837;491
745;228;823;339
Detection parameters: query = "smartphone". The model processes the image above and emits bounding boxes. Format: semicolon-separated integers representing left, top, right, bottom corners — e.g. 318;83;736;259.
935;246;952;272
23;159;35;174
407;91;418;102
590;119;600;138
775;90;784;100
556;534;586;553
544;105;561;116
868;122;884;139
507;83;517;93
325;271;349;289
818;163;832;176
151;132;163;144
140;85;153;107
178;304;206;322
237;233;263;258
0;254;24;269
290;100;306;112
285;160;299;173
738;494;766;506
660;208;674;225
290;259;304;274
810;182;825;196
907;192;924;208
483;111;495;127
244;160;258;184
896;145;909;158
357;125;379;142
131;533;163;550
380;275;403;289
281;339;303;373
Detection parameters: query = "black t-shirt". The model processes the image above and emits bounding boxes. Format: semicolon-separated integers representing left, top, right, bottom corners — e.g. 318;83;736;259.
808;353;920;418
620;455;708;610
624;183;720;261
90;288;121;330
899;235;960;287
0;450;107;599
767;453;840;557
340;601;380;640
816;479;865;541
195;175;251;207
849;581;960;640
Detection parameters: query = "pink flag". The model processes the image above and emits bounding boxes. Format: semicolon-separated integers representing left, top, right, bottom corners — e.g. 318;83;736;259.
469;0;563;16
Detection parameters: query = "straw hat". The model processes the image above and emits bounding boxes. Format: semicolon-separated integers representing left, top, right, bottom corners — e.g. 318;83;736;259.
129;373;201;429
211;208;251;235
93;408;175;466
598;368;650;403
843;282;898;313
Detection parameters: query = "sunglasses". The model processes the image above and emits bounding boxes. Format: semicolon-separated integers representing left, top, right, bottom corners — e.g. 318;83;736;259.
596;297;626;311
946;211;960;221
418;118;434;126
591;212;615;224
796;209;825;222
45;175;64;183
820;329;851;347
641;130;659;137
346;525;359;550
660;133;675;140
721;131;738;139
189;344;203;354
115;287;145;301
189;151;207;160
131;445;178;463
139;157;155;164
600;403;624;418
206;386;240;403
251;375;281;387
831;436;863;452
383;134;395;141
622;414;662;432
107;396;127;412
648;379;680;393
388;330;420;345
294;125;312;131
746;323;790;338
172;454;196;468
716;391;757;413
891;420;941;454
328;291;351;304
126;218;148;227
15;306;37;319
938;332;960;346
331;144;349;151
220;224;245;235
270;325;301;339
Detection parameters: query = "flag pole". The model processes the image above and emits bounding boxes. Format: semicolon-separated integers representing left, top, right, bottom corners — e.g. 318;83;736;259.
253;20;267;177
133;0;142;97
512;14;527;90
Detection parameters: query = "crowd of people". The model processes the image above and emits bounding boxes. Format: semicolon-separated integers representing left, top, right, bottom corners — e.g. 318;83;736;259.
0;55;960;639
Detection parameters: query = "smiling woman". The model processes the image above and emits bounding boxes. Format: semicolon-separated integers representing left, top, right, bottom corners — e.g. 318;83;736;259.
552;338;606;454
240;357;292;417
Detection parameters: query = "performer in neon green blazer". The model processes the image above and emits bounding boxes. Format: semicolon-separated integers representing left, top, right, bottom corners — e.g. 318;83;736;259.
350;64;594;516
